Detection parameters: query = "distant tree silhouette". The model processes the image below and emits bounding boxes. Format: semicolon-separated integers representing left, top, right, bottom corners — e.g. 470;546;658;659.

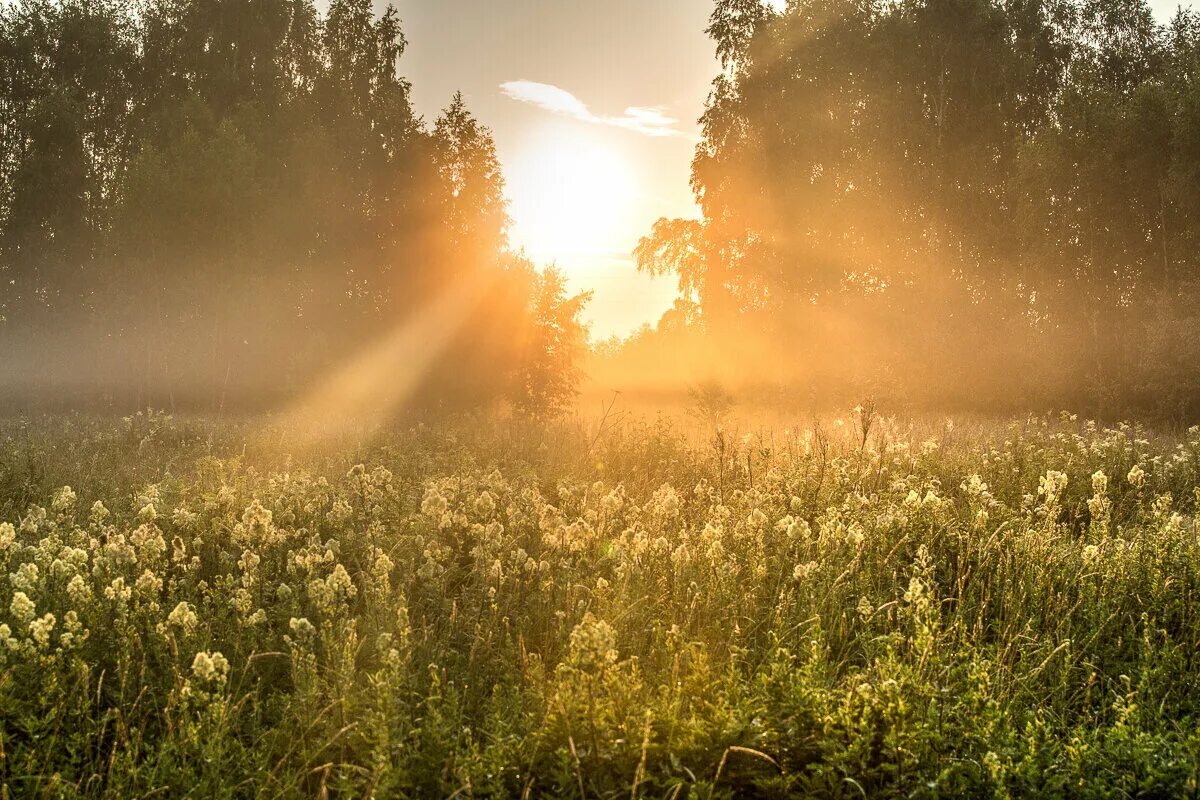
627;0;1200;417
512;268;590;420
0;0;588;415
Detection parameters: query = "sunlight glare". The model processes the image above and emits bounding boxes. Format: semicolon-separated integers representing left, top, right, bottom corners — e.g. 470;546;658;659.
506;126;640;267
273;275;493;449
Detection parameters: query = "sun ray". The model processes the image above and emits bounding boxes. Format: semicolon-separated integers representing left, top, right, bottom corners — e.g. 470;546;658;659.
273;274;495;449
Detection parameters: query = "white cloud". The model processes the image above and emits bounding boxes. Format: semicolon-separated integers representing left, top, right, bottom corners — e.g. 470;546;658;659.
500;80;694;139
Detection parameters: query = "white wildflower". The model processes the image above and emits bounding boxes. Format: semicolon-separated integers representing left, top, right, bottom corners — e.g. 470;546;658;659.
191;650;230;683
1127;463;1146;489
50;486;77;514
9;591;35;623
167;601;199;635
29;612;55;649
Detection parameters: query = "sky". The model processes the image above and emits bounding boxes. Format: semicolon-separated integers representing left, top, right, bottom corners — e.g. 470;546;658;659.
383;0;716;340
375;0;1194;340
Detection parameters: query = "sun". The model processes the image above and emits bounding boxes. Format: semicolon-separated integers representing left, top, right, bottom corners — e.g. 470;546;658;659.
506;126;640;267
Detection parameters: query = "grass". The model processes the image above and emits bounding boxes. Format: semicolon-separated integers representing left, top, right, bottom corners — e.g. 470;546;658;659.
1;409;1199;798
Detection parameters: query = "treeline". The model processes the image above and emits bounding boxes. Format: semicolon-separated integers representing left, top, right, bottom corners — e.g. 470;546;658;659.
616;0;1200;419
0;0;586;414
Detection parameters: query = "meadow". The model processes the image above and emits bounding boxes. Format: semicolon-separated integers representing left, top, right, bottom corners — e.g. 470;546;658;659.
1;409;1199;798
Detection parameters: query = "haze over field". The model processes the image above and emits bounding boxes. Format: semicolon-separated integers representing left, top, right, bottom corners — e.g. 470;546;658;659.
387;0;1197;339
4;0;1200;418
4;2;1200;795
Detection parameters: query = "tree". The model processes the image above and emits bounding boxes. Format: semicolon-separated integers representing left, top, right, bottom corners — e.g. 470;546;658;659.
511;268;590;419
0;0;140;321
433;92;509;271
623;0;1200;415
0;0;589;412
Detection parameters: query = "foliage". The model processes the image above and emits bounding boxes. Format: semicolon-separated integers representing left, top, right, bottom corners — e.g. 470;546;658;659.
511;267;591;420
0;411;1199;796
0;0;587;411
688;379;737;429
629;0;1200;419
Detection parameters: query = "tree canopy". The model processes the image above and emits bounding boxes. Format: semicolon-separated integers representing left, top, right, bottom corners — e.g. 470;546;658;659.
630;0;1200;417
0;0;587;416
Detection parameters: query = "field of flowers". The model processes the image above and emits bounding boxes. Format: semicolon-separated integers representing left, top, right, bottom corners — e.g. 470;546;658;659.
1;410;1199;798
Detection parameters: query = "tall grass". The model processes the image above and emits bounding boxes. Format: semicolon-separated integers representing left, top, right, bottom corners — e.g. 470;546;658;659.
1;410;1198;797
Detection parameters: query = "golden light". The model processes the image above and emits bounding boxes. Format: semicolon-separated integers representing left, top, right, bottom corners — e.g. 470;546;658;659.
506;125;640;268
271;275;493;450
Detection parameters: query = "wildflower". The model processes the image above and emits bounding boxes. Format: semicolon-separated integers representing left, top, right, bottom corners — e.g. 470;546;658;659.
983;751;1004;781
66;574;91;605
788;518;811;540
309;562;358;610
474;491;496;518
601;487;624;514
50;486;76;514
242;500;273;532
89;501;109;525
10;562;39;593
191;650;230;683
10;591;35;623
167;601;199;635
652;485;681;518
171;507;198;529
131;524;167;562
857;596;874;621
568;614;619;670
105;577;132;603
136;569;163;598
59;610;87;649
904;577;928;606
328;563;355;597
370;550;394;582
232;588;254;615
20;506;46;535
29;613;55;648
962;474;989;498
289;617;315;637
1127;463;1146;489
420;488;449;520
1039;470;1068;501
325;498;353;527
239;549;261;587
417;558;440;580
0;623;17;652
0;522;14;551
793;560;818;580
1082;544;1099;563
